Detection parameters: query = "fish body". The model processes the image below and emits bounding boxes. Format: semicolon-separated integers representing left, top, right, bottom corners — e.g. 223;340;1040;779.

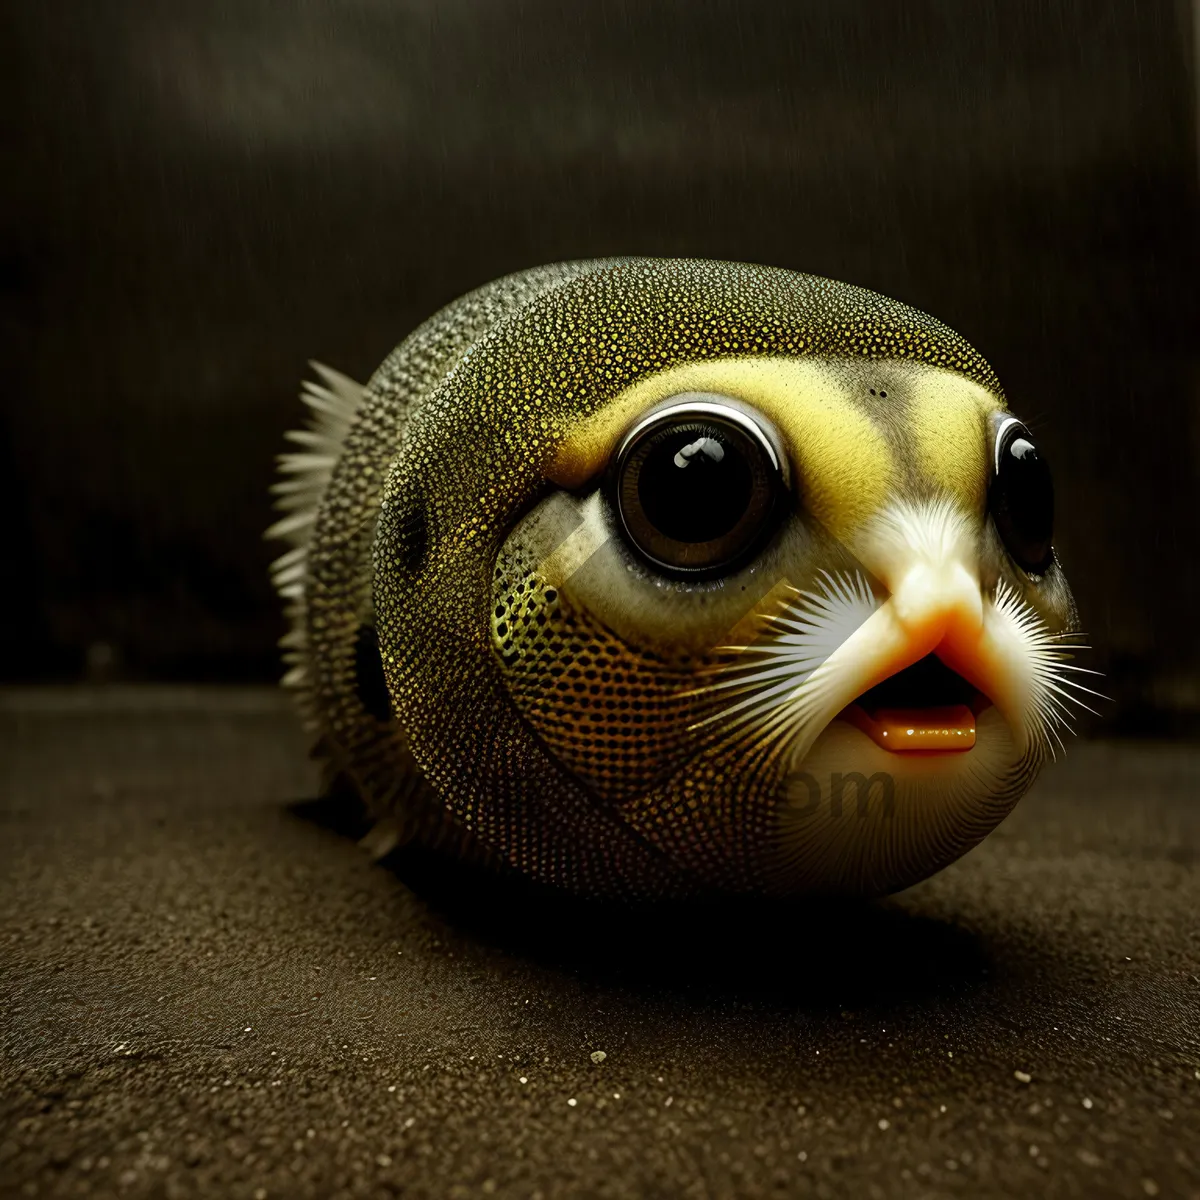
270;259;1089;899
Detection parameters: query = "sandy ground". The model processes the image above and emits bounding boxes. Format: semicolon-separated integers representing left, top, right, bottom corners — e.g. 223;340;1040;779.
2;687;1198;1199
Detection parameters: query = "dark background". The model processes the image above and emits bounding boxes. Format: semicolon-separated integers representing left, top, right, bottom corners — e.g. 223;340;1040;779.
5;10;1200;1196
4;0;1199;729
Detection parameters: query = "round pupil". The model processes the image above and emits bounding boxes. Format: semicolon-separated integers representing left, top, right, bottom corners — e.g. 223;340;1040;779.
993;428;1054;572
611;406;782;577
637;425;752;543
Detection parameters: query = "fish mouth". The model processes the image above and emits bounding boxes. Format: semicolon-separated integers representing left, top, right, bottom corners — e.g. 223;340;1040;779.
837;653;992;754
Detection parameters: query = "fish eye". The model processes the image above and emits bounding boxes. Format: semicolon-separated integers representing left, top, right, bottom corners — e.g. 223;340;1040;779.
608;395;788;578
989;417;1055;575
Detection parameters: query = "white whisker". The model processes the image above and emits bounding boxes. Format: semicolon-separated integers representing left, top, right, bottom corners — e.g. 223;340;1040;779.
992;579;1104;754
687;571;878;750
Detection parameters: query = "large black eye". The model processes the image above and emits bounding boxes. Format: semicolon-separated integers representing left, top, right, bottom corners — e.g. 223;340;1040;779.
609;396;787;577
989;418;1055;574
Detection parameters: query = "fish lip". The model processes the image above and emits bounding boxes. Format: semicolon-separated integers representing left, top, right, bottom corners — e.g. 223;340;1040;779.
833;698;993;756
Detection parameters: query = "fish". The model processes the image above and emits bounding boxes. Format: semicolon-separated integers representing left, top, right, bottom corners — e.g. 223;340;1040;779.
268;258;1097;899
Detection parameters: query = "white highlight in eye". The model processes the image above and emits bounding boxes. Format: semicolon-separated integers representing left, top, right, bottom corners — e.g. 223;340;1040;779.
993;416;1025;475
674;436;725;468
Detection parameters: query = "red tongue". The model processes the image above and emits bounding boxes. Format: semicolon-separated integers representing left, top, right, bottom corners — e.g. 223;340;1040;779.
843;705;977;753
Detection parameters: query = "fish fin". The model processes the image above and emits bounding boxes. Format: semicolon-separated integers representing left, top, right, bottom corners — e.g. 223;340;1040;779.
359;817;407;862
266;362;366;733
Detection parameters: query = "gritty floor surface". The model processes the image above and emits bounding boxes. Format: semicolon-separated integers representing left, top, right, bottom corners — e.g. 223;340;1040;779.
1;687;1198;1200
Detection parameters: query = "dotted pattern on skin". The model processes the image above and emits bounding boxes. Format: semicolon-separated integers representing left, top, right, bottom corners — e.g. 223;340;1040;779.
490;548;711;803
282;257;1075;899
486;499;1045;897
298;261;626;849
365;259;1024;897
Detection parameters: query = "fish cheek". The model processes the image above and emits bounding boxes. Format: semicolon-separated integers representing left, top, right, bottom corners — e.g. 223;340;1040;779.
489;534;709;803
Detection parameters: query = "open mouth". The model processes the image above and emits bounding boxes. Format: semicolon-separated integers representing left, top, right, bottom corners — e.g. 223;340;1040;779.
839;654;992;754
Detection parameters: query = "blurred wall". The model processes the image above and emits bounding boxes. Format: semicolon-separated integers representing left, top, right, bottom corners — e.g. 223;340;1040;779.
3;0;1198;729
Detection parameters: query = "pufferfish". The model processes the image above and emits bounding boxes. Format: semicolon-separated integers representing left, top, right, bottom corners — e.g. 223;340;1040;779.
268;258;1097;901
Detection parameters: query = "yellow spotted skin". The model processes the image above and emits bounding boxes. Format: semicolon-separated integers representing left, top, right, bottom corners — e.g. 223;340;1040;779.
280;257;1070;900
